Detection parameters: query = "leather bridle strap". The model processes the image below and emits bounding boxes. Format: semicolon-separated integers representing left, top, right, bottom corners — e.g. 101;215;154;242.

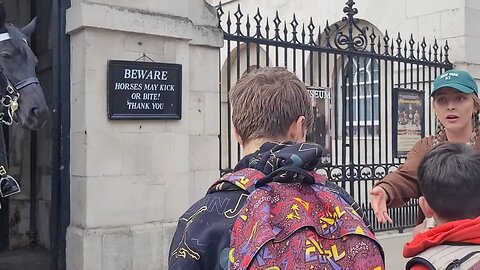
14;77;39;90
0;70;20;125
0;31;40;125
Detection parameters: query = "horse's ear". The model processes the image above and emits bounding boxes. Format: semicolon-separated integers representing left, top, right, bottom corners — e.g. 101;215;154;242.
20;17;36;36
0;2;6;29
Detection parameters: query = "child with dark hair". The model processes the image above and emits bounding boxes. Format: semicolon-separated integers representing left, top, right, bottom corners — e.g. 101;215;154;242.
404;142;480;270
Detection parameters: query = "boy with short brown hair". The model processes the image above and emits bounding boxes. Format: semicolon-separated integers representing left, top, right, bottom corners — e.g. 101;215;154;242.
230;67;314;145
169;67;384;270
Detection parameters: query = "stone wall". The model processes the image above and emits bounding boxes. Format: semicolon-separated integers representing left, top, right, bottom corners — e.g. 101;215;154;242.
462;1;480;77
65;1;222;269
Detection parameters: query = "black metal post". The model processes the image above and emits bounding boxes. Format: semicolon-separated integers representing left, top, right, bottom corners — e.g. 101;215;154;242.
51;0;70;269
344;0;360;195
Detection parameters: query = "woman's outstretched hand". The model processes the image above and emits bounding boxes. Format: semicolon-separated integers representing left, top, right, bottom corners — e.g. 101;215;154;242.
370;186;393;224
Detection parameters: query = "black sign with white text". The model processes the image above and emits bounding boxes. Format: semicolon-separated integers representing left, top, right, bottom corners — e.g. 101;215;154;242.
107;60;182;119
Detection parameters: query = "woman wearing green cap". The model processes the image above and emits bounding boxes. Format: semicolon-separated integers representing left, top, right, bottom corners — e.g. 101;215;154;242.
370;69;480;228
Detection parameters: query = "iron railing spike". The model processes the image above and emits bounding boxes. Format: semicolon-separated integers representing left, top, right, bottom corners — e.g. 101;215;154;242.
444;40;451;64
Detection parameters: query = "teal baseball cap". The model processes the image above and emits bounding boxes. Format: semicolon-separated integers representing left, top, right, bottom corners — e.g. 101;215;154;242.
431;70;478;97
430;70;478;97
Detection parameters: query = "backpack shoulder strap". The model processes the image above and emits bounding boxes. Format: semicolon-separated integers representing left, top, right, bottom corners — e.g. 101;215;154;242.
207;168;266;194
407;245;480;270
446;250;480;270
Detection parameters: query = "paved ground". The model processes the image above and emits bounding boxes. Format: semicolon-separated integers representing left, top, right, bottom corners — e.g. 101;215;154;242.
0;231;411;270
0;247;50;270
377;229;413;269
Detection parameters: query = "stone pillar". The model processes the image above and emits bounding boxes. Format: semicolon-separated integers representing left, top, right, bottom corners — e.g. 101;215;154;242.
463;1;480;79
65;1;222;269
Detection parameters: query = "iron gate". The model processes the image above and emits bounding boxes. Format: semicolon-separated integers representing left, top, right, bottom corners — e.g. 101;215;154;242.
216;0;452;232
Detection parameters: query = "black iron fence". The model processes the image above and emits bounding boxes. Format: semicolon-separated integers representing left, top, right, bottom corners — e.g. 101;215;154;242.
216;0;452;232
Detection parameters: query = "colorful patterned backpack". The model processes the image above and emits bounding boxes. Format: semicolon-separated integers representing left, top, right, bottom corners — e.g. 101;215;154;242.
211;166;384;270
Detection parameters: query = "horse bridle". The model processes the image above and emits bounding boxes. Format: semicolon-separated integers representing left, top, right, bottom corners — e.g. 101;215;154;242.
0;32;40;202
0;32;40;125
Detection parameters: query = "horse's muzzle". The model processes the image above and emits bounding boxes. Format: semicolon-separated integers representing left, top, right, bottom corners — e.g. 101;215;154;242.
24;105;48;129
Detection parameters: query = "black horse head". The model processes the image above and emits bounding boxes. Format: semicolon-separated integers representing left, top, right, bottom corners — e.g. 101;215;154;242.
0;2;48;130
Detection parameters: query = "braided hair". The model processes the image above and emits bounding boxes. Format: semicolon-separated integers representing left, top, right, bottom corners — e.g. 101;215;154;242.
433;94;480;146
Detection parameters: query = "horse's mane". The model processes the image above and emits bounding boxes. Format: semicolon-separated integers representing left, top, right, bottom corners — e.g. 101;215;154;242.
1;24;28;56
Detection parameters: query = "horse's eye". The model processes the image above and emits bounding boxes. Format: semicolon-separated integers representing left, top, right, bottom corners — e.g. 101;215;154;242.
0;52;11;58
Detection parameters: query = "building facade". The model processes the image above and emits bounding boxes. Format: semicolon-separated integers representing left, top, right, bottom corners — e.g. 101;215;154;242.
65;1;222;269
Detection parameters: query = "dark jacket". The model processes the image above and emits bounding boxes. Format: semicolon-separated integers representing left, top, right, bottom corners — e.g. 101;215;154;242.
168;141;383;270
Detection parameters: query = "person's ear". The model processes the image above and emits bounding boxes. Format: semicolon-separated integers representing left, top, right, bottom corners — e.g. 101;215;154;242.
419;196;434;218
233;127;243;146
289;116;306;142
